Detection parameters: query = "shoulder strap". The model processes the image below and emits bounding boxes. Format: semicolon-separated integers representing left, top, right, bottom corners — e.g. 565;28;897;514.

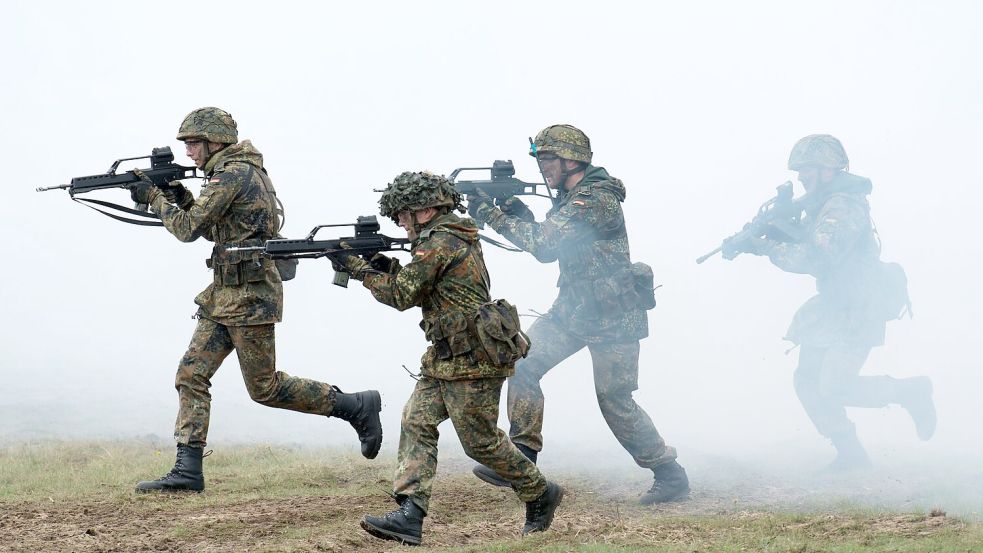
73;197;163;227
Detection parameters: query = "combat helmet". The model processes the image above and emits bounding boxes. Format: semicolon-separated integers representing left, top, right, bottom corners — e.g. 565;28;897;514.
788;134;849;171
529;124;592;163
176;107;238;144
378;171;464;222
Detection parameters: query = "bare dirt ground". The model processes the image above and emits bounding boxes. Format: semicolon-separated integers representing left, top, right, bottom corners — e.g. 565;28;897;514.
1;445;979;552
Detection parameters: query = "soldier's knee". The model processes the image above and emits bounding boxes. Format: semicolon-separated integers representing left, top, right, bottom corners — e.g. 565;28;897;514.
510;362;544;390
461;436;500;460
245;382;279;405
595;387;633;413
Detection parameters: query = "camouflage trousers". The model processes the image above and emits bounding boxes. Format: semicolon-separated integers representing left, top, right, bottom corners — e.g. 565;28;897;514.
507;315;677;469
795;344;905;441
174;317;337;447
394;375;548;513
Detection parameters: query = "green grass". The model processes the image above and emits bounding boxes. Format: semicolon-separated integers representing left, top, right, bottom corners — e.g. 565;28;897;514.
1;440;980;552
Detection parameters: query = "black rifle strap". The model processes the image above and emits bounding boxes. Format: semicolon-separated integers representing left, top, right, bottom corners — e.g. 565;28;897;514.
477;233;522;252
72;197;164;227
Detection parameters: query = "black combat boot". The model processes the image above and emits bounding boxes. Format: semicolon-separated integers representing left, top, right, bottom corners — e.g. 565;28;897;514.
523;481;564;535
640;460;690;504
899;376;936;441
825;433;872;473
135;443;205;493
472;443;538;487
360;496;425;546
330;386;383;459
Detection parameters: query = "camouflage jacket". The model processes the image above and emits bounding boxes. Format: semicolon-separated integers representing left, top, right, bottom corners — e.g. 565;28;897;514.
486;165;648;343
362;212;514;380
149;140;283;326
763;172;886;347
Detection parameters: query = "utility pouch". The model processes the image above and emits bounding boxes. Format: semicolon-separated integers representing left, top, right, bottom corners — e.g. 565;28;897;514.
474;299;531;365
588;262;657;317
630;262;657;311
421;310;474;360
208;246;268;287
869;261;911;320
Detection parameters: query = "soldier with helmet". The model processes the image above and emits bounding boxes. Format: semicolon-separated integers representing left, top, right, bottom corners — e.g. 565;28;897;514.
337;171;563;546
467;125;690;504
733;134;936;471
130;107;383;493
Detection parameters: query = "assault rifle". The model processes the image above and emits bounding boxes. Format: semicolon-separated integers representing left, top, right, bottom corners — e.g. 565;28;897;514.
696;181;805;264
449;160;549;200
37;146;200;226
226;215;410;288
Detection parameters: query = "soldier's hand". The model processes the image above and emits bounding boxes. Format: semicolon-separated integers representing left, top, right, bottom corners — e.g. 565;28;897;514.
129;169;156;205
496;196;535;222
467;189;496;224
343;255;371;281
368;253;401;274
162;182;195;210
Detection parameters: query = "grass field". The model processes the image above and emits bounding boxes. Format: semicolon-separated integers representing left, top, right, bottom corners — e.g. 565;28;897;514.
1;441;980;552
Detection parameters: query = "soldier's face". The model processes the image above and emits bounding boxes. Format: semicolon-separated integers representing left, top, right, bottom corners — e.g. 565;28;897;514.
397;208;438;240
796;166;837;192
536;154;562;188
184;140;207;168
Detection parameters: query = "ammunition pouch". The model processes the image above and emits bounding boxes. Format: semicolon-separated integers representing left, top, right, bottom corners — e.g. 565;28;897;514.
207;243;271;287
869;260;911;320
420;299;530;366
564;262;657;317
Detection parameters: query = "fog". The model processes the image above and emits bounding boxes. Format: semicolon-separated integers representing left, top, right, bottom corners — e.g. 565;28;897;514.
2;1;981;513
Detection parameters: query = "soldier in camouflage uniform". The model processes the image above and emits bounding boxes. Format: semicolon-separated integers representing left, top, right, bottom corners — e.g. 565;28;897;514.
733;134;936;471
467;125;689;504
130;107;383;493
338;172;563;546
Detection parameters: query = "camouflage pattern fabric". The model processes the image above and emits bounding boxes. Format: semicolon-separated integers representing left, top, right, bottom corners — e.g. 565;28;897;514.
148;140;283;326
486;165;648;343
794;343;905;441
529;124;592;163
361;212;513;380
394;376;548;513
763;172;886;348
787;134;849;171
176;107;238;144
174;317;336;447
506;314;677;468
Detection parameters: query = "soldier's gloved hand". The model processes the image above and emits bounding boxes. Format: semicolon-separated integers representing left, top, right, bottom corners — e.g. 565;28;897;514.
343;255;371;281
496;196;535;222
162;182;195;210
368;253;401;274
129;169;157;206
467;189;496;224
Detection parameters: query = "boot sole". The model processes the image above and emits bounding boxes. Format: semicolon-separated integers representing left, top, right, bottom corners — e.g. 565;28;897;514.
360;518;421;546
362;390;383;460
472;465;512;488
134;487;204;494
639;486;690;505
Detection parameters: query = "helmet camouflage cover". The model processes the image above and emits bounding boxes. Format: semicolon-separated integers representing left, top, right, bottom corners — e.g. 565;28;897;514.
787;134;849;171
529;124;592;163
378;171;463;220
176;107;238;144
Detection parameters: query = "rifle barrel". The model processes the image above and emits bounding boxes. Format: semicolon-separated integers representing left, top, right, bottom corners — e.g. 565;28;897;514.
695;246;721;265
36;184;71;192
225;246;266;253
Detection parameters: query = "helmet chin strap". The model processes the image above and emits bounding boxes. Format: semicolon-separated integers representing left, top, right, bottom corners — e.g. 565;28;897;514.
557;159;585;191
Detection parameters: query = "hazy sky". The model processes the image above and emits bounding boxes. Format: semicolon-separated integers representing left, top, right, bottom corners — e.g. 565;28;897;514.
1;1;980;471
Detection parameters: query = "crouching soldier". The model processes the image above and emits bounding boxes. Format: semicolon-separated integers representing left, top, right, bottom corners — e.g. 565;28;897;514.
337;171;563;546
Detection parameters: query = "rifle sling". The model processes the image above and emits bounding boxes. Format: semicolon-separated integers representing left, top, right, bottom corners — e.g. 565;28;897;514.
72;197;164;227
477;233;522;252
